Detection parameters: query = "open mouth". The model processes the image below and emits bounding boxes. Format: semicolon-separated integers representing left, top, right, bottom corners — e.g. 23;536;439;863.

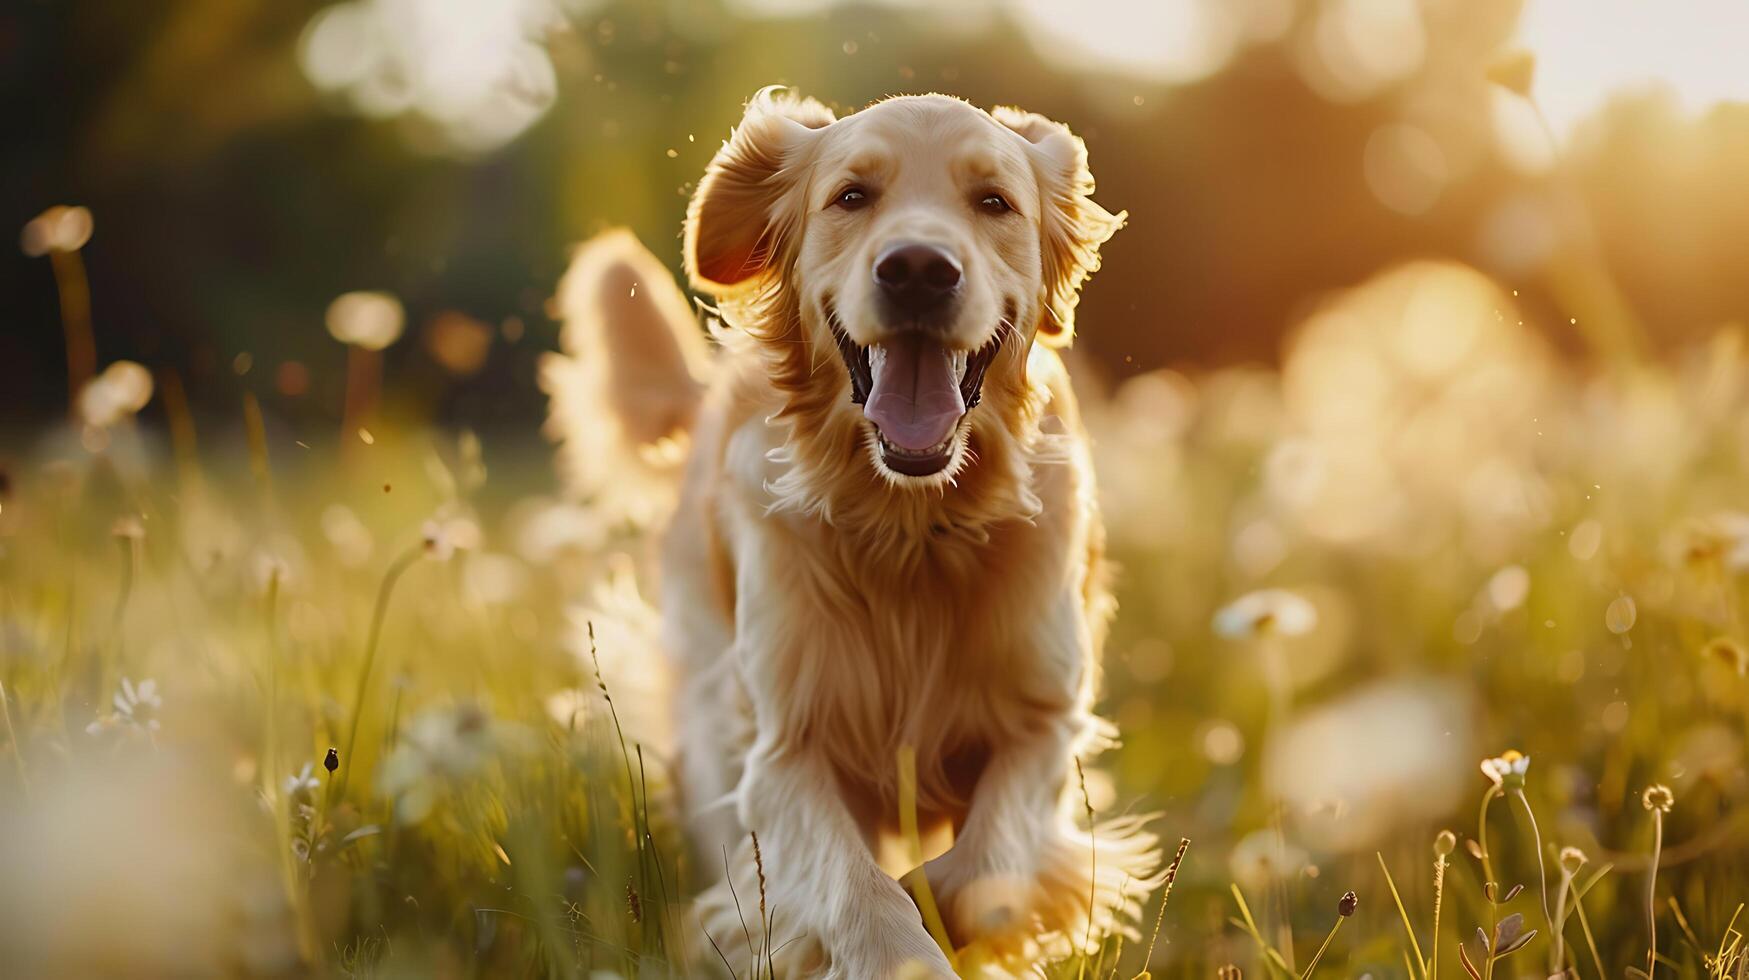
831;318;999;477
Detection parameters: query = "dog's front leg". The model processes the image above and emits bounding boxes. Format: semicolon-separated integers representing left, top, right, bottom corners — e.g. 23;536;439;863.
921;601;1159;960
699;741;956;979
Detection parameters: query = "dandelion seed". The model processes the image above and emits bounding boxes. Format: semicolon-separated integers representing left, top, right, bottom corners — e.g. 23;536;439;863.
357;428;375;445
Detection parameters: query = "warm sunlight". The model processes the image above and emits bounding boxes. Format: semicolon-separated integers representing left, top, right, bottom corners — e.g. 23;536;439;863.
1518;0;1749;135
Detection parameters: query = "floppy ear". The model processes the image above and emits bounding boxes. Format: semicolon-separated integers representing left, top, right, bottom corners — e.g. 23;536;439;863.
684;88;836;296
993;106;1125;347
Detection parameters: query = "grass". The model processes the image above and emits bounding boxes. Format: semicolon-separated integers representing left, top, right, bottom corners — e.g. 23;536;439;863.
4;256;1749;978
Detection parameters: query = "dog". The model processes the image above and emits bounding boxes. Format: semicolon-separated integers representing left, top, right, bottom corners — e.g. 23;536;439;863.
544;90;1159;978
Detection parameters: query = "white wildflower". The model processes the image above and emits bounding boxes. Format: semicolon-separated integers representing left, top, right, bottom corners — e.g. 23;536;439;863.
1480;750;1530;789
1213;588;1318;640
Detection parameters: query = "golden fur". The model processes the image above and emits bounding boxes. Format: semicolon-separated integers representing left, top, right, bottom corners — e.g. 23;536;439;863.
547;90;1158;978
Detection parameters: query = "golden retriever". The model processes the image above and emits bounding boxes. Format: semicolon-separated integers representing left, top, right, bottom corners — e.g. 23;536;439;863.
544;89;1159;978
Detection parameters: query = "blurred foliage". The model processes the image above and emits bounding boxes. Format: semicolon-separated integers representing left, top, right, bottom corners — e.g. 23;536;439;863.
7;0;1749;443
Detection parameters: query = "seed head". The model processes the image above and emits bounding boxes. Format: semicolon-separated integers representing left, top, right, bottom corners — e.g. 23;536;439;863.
1642;784;1674;813
1338;890;1358;917
1559;846;1588;874
625;878;642;922
21;205;94;256
1434;829;1457;856
324;747;340;773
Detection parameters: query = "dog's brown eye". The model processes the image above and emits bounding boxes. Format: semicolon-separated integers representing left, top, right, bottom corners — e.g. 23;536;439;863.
834;187;870;210
978;193;1012;215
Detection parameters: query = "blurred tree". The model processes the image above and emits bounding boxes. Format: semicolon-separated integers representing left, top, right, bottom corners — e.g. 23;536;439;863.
4;0;1748;445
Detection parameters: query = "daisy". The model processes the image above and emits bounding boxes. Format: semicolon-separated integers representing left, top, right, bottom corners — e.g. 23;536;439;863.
1480;749;1530;789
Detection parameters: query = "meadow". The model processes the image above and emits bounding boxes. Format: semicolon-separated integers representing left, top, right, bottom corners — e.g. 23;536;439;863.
3;236;1748;980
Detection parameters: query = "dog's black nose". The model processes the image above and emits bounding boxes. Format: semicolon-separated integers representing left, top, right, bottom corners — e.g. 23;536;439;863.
874;242;962;317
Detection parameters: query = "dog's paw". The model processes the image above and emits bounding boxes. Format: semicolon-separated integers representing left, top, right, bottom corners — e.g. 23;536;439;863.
954;872;1051;960
908;851;1040;961
914;816;1164;962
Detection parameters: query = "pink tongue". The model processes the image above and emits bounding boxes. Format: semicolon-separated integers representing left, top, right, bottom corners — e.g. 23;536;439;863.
864;334;965;452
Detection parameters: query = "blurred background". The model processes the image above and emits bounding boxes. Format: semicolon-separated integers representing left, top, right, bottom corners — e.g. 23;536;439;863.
6;0;1749;438
6;1;1749;976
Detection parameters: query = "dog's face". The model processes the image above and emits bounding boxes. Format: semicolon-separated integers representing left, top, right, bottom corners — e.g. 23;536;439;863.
686;92;1122;485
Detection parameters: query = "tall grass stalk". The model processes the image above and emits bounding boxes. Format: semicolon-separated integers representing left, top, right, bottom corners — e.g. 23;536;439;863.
0;679;28;802
335;543;420;800
587;620;667;958
1376;854;1427;980
897;744;956;970
1135;837;1189;976
1075;756;1097;977
1570;863;1612;980
1431;834;1453;980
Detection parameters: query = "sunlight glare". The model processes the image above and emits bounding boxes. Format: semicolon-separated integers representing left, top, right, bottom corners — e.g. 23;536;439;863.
1517;0;1749;136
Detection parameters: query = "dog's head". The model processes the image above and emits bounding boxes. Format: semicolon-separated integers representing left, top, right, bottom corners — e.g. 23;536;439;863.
686;90;1122;487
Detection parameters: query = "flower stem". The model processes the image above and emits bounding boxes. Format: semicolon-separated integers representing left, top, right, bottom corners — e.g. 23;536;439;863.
1512;790;1556;961
336;544;420;800
1477;784;1502;886
1647;809;1663;979
49;249;95;416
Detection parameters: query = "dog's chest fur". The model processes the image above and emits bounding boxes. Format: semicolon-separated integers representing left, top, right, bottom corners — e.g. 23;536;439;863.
741;496;1086;813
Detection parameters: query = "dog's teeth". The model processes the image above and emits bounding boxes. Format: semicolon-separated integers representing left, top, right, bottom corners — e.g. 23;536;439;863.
868;344;886;387
952;349;968;382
